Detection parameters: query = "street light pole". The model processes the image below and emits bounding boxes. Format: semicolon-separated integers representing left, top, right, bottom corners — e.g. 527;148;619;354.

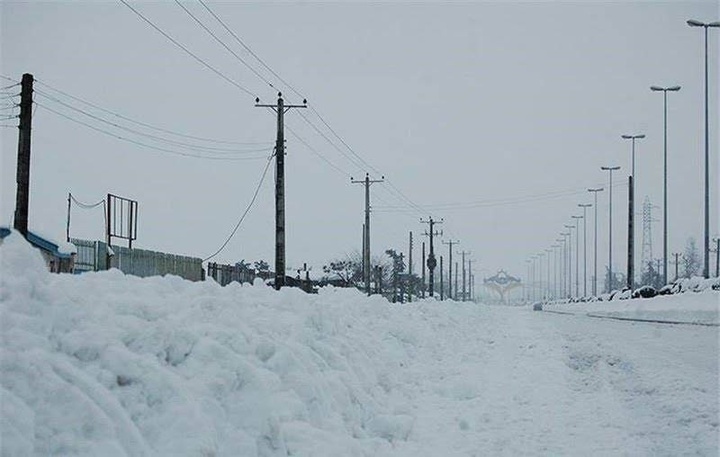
588;188;604;296
621;134;644;288
555;238;565;299
571;215;583;297
578;203;592;297
687;19;720;278
601;166;621;292
651;85;681;285
545;248;552;300
562;225;572;298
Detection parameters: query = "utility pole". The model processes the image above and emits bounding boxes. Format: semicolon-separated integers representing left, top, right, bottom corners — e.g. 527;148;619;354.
352;173;384;295
440;256;444;300
398;252;405;303
13;73;33;237
421;217;443;296
627;176;634;290
255;93;306;290
713;237;720;277
408;231;413;302
455;261;459;301
468;259;473;302
421;242;426;298
442;239;459;299
459;250;470;301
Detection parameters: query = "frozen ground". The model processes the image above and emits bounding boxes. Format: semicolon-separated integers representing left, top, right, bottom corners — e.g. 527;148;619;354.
1;232;718;456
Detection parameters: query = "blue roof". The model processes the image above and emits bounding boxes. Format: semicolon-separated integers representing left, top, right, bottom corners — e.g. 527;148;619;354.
0;226;74;259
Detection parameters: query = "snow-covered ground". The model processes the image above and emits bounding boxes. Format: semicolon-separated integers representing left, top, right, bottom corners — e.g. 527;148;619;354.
2;232;718;456
541;290;719;326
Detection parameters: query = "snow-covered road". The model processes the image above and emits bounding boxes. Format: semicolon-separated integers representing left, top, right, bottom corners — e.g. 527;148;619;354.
1;233;718;456
377;306;719;456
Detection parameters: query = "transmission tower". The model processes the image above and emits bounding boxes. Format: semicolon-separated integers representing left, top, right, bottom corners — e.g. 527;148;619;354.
641;196;657;275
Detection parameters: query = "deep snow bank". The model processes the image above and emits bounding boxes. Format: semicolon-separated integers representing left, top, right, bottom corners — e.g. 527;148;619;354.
0;233;477;456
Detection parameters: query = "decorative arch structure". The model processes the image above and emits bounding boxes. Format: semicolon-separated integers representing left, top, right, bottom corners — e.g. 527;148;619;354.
483;270;521;303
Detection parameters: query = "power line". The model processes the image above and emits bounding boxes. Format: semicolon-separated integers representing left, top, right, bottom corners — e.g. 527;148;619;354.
35;79;268;146
118;0;256;98
37;102;270;161
285;124;353;178
374;181;627;213
308;105;383;177
197;0;304;99
36;88;271;154
203;153;274;261
182;1;429;221
296;110;368;173
173;0;276;90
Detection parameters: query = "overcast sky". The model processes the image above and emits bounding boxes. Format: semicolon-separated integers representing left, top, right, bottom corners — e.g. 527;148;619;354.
1;0;718;287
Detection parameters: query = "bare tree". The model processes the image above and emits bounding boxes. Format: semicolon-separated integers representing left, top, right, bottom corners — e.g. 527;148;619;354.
682;237;701;278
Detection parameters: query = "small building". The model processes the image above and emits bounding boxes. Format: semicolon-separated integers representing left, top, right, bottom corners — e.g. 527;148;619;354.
0;227;77;273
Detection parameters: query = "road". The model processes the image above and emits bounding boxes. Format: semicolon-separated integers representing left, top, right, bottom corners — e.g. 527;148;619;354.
383;305;719;456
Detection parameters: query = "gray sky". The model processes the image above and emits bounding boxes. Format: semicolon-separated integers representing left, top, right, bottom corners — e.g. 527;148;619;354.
1;0;718;285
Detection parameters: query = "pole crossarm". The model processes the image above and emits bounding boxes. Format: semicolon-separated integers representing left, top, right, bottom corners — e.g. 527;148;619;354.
254;92;306;290
352;173;384;295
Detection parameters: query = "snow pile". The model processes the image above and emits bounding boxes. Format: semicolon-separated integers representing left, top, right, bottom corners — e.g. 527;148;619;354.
0;233;470;456
544;289;719;325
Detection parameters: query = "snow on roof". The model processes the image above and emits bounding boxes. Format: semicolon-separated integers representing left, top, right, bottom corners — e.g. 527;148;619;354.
0;226;76;258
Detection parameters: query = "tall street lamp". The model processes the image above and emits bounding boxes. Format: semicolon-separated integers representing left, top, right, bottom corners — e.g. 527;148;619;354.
560;232;570;298
545;248;553;300
651;85;681;285
564;224;575;298
556;238;566;298
588;188;604;296
687;19;720;278
601;166;621;292
571;215;583;297
621;133;645;287
578;203;592;297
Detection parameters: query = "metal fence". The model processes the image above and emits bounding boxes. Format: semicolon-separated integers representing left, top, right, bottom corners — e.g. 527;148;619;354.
71;238;204;281
206;262;256;286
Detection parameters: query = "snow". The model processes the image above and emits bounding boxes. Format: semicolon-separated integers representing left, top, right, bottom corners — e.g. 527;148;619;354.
1;231;718;456
542;291;719;326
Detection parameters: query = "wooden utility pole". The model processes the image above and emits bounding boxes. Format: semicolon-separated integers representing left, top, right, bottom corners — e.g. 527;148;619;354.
443;239;459;299
459;250;470;301
408;231;413;302
13;73;33;237
352;173;383;295
439;255;444;300
421;217;443;296
255;93;306;289
421;242;426;298
468;259;474;302
455;261;459;300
